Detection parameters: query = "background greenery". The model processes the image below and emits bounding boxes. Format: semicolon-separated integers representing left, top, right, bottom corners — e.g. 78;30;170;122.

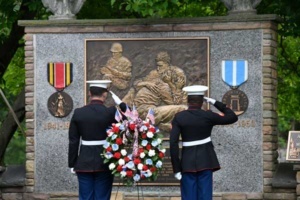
1;0;300;165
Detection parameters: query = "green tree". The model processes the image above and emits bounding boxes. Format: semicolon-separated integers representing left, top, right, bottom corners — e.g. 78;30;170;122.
257;0;300;142
0;0;46;165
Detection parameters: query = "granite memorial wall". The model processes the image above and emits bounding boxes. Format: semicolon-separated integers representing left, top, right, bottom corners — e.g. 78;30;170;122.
15;13;286;199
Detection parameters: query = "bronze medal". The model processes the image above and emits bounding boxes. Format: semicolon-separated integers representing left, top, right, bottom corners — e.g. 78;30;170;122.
222;89;248;116
47;91;73;118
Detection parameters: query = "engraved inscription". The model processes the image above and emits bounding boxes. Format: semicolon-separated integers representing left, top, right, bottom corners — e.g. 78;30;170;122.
43;122;70;130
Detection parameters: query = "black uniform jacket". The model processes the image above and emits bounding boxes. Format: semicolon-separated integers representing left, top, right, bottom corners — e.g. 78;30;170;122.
170;101;238;173
68;100;126;172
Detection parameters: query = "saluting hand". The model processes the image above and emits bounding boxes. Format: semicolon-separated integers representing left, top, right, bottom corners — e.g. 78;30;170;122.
204;97;216;105
110;91;122;105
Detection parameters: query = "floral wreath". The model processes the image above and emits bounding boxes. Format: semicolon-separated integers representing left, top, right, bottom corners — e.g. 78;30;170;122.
102;106;166;186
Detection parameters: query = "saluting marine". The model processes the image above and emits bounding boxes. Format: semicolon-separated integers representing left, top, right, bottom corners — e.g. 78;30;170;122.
170;85;238;200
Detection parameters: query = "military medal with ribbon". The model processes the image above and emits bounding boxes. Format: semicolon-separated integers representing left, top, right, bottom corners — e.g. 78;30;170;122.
221;59;249;116
47;62;74;118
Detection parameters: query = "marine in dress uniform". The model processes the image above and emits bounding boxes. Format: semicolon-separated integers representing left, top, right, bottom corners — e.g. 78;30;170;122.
68;80;126;200
169;85;238;200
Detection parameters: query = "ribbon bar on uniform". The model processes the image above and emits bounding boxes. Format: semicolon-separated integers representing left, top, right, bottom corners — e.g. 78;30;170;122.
81;140;106;146
182;137;211;147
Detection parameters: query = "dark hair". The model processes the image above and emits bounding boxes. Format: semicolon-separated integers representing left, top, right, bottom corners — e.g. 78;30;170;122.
89;87;108;97
187;95;203;106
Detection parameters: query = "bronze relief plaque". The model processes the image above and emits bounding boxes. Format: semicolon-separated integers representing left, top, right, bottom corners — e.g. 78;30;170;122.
85;38;210;185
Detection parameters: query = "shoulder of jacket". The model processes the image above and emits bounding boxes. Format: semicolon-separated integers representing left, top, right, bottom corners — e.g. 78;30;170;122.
175;110;187;117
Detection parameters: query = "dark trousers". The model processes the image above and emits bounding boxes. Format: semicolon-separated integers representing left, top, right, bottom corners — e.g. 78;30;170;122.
181;170;213;200
77;171;114;200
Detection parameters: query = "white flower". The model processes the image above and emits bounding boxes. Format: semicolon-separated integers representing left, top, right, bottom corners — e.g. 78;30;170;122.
141;125;148;131
146;131;154;138
141;140;148;146
133;174;141;182
147;170;152;177
112;144;119;151
146;159;153;165
109;163;116;170
144;169;152;177
111;134;117;140
120;149;127;156
137;163;143;170
151;140;158;147
115;123;121;127
148;149;156;157
139;125;147;132
120;171;127;177
105;152;113;159
140;152;145;158
157;138;162;144
118;159;125;165
119;124;125;131
103;142;110;148
126;161;135;169
160;149;166;153
156;161;162;168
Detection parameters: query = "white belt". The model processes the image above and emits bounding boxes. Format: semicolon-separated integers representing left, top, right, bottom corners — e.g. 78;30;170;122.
182;137;211;147
81;140;106;146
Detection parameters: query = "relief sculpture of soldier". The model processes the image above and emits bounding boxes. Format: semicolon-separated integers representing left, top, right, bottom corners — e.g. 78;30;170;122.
123;51;187;131
100;43;132;90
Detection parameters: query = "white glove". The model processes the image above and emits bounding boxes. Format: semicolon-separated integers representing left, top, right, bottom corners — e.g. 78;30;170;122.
70;168;76;175
204;97;216;105
110;91;122;105
174;172;182;180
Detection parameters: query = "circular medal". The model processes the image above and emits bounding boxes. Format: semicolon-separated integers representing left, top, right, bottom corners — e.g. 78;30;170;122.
47;91;73;118
222;89;248;116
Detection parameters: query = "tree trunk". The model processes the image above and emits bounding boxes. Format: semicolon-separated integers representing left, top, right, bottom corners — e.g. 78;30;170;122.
0;89;25;164
0;0;41;164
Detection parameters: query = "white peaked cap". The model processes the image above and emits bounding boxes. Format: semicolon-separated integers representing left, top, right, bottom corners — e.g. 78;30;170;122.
182;85;208;95
86;80;112;89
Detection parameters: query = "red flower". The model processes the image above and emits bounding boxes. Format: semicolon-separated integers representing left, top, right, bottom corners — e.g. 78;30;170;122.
133;158;141;165
129;123;136;130
112;126;119;133
142;165;148;170
138;148;144;153
126;170;133;177
106;146;112;152
117;165;123;172
150;167;156;172
144;122;150;127
146;144;152;150
124;156;130;162
159;152;164;158
149;127;155;133
116;138;123;145
113;152;121;159
141;133;147;139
